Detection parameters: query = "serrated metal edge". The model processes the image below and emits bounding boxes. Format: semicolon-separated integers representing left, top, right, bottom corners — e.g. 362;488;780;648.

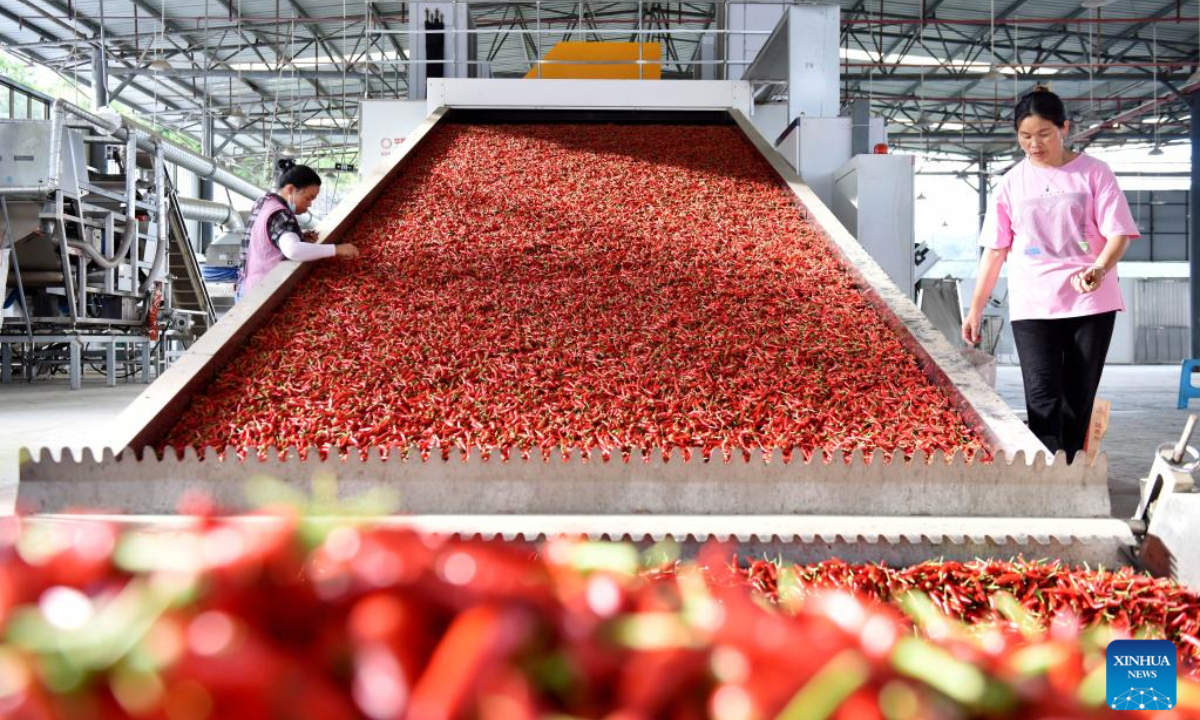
21;445;1105;470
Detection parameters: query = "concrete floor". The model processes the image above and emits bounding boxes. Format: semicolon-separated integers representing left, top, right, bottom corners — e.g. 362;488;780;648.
0;364;1193;518
0;379;147;514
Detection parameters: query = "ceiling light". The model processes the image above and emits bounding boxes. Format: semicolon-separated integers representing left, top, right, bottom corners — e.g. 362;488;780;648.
941;220;949;228
1081;0;1118;7
916;192;926;200
981;64;1006;82
225;106;246;121
282;145;300;157
148;59;172;71
1148;145;1165;156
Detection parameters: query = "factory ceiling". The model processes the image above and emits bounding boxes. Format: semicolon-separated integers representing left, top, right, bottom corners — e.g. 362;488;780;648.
0;0;1195;169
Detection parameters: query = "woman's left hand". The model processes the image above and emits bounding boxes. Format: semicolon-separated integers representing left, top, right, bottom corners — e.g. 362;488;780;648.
1071;265;1105;294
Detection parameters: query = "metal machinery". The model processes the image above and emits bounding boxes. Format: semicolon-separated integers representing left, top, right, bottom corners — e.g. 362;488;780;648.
194;201;246;317
16;78;1198;590
0;101;222;388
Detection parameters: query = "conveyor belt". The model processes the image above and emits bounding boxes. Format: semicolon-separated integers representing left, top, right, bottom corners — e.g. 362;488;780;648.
18;97;1129;565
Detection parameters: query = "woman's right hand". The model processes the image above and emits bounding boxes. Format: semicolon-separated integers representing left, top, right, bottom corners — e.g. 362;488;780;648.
336;243;360;259
962;311;983;346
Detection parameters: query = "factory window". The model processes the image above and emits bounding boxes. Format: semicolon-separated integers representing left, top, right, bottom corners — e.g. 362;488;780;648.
0;86;9;118
29;98;46;119
1125;190;1190;262
12;92;28;119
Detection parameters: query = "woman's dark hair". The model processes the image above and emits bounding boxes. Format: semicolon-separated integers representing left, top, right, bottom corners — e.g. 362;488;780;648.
1013;85;1068;131
276;160;322;190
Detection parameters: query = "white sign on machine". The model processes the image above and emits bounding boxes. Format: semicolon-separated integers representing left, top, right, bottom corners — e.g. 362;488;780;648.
358;100;433;180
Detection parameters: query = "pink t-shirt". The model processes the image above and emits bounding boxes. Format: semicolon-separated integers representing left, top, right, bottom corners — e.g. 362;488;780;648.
979;154;1140;322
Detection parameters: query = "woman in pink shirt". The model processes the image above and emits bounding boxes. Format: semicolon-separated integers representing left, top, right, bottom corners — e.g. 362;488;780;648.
236;162;360;300
964;87;1139;460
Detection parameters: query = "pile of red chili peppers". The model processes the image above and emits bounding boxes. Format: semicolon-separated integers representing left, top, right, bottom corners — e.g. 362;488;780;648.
165;123;985;459
739;557;1200;674
3;518;1199;719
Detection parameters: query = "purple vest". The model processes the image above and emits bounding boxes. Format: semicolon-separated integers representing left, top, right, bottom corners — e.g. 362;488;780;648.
236;194;289;300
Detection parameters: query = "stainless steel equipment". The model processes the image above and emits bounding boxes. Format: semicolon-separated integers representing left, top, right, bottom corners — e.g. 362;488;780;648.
0;102;219;388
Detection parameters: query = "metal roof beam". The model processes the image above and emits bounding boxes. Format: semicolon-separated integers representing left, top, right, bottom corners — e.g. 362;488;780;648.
2;0;266;157
118;0;310;113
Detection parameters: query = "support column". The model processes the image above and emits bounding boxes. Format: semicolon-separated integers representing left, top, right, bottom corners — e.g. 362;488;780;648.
978;157;990;232
69;340;81;391
90;45;110;172
851;99;871;156
141;340;152;384
199;115;215;252
711;3;726;81
106;341;117;387
1191;92;1200;359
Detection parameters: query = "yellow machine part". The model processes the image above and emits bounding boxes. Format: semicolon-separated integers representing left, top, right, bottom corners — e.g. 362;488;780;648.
524;42;662;79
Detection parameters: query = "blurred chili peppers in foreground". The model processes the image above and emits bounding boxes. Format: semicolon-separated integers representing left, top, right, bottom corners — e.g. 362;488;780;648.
0;515;1198;719
164;123;986;460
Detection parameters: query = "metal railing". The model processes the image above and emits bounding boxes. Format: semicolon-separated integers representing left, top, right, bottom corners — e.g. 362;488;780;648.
361;1;796;81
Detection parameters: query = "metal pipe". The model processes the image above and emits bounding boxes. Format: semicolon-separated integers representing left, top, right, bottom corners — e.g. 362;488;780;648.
89;45;109;172
1172;415;1198;465
177;196;244;230
977;158;988;233
125;133;137;288
47;101;64;193
65;237;137;269
199;114;215;250
0;187;57;195
155;132;264;202
142;143;168;295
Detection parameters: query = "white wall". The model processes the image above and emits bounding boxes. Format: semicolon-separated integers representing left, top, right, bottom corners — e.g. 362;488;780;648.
1109;281;1136;365
359;100;433;180
749;103;788;145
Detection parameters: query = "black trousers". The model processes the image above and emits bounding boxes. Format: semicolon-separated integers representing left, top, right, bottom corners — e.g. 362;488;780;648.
1010;311;1116;458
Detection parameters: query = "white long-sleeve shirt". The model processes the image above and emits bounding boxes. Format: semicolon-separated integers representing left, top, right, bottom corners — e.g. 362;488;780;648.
278;232;337;262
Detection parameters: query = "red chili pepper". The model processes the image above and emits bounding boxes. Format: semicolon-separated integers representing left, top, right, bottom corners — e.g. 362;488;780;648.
407;603;537;720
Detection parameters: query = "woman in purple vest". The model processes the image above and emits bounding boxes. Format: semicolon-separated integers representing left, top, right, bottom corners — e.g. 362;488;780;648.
235;162;359;300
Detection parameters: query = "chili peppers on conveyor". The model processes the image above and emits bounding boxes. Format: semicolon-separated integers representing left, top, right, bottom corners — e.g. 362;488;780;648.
165;124;986;458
